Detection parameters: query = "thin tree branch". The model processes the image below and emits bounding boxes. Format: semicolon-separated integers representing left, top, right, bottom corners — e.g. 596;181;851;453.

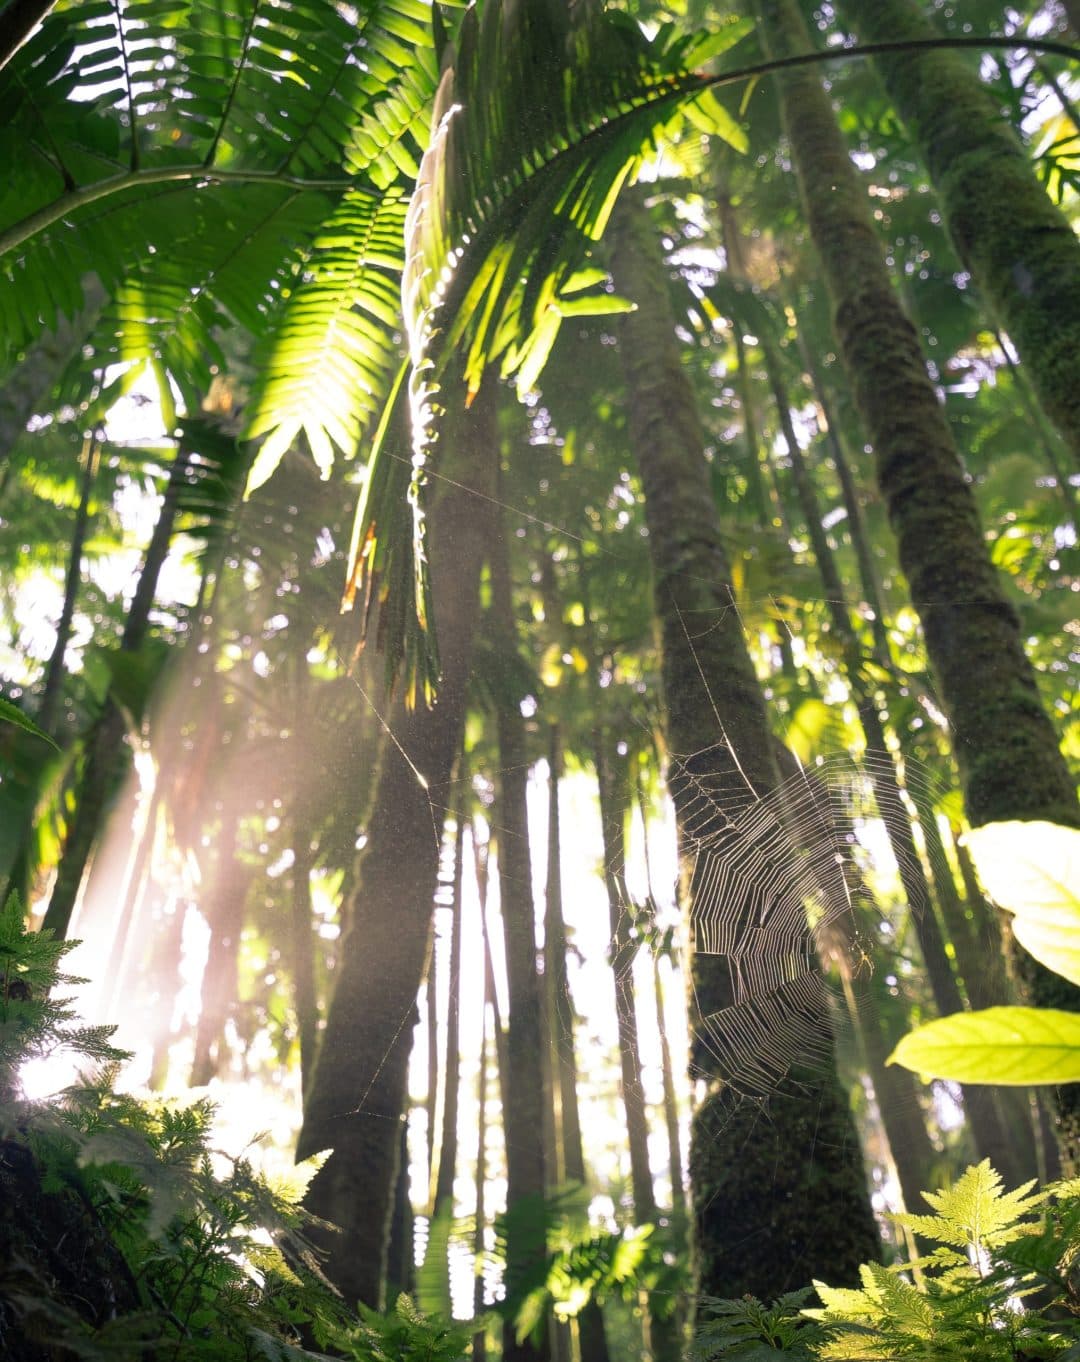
0;0;55;72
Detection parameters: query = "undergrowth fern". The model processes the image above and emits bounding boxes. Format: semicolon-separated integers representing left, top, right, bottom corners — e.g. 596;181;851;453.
0;892;463;1361
692;1158;1080;1361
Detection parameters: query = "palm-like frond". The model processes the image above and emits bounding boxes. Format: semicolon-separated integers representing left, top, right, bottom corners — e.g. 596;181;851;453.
244;188;410;492
344;2;752;690
405;6;750;403
0;0;437;467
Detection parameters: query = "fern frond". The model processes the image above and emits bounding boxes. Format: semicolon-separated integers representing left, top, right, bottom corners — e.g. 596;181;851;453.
0;0;437;462
893;1159;1044;1254
341;2;751;690
243;188;409;492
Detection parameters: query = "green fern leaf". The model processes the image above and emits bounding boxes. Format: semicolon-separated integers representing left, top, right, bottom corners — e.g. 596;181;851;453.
893;1159;1044;1255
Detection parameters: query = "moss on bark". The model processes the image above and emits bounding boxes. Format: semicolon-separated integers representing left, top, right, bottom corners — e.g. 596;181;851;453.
754;0;1077;832
838;0;1080;469
690;1074;879;1299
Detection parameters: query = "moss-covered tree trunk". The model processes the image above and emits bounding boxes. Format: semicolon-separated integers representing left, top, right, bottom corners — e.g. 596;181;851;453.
296;389;497;1308
837;0;1080;469
754;0;1080;1175
609;187;878;1301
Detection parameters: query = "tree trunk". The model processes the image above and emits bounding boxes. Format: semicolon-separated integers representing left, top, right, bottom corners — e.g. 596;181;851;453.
146;891;186;1090
37;433;99;737
489;494;549;1362
290;826;319;1099
595;740;655;1223
608;187;878;1302
544;724;612;1362
762;337;1029;1186
41;445;190;940
426;944;439;1194
754;0;1080;1175
790;322;893;666
755;0;1077;825
472;954;491;1362
385;1120;415;1302
768;741;941;1210
432;797;465;1218
190;818;250;1087
296;389;498;1308
594;735;681;1362
837;0;1080;469
990;327;1075;522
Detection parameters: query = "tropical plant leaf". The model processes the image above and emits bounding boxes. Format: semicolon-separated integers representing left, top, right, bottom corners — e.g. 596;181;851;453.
891;1159;1042;1253
964;820;1080;987
244;188;410;494
0;696;58;748
888;1005;1080;1085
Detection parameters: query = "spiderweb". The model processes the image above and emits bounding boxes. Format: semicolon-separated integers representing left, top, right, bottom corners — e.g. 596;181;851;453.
665;744;950;1099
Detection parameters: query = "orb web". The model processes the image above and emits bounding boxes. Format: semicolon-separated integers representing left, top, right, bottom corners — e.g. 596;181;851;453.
677;746;948;1098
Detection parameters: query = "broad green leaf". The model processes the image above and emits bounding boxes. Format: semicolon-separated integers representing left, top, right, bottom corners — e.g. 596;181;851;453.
888;1005;1080;1085
965;820;1080;986
0;696;58;748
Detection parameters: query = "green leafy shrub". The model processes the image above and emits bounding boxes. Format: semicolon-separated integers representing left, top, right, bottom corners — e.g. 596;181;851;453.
351;1296;471;1362
495;1182;686;1346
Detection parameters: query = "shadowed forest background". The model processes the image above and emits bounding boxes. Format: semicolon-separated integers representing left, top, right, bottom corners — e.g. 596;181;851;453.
1;1;1079;1359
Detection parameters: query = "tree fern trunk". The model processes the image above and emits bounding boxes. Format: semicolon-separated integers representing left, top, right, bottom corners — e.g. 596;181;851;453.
609;186;878;1301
